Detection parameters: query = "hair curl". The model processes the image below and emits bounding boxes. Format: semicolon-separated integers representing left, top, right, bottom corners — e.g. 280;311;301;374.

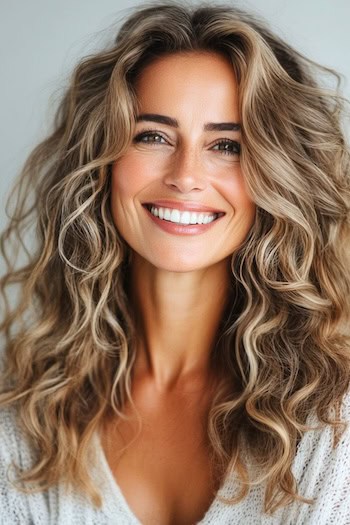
1;0;350;515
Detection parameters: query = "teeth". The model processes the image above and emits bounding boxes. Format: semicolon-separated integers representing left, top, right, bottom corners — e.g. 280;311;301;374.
180;211;191;225
190;212;197;224
170;209;180;223
149;206;217;225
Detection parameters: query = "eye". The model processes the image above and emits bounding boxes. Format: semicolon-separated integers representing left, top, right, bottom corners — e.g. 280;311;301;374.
133;130;168;145
212;139;241;157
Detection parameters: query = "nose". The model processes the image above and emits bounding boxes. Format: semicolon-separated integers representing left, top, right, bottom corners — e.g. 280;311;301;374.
162;146;208;193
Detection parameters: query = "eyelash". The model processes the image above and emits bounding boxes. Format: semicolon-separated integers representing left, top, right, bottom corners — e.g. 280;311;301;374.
132;129;241;157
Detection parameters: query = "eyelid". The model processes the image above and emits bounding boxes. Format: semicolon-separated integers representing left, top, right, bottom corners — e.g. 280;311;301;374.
134;128;240;145
133;128;173;143
212;137;241;147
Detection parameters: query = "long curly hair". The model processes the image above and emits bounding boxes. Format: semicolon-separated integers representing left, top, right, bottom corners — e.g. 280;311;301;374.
1;0;350;515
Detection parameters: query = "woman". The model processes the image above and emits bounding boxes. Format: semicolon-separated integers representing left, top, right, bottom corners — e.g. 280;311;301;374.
1;1;350;524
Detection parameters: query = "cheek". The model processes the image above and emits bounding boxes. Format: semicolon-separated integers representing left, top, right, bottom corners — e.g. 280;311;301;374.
110;161;133;230
111;154;163;200
219;169;255;217
110;155;160;232
111;158;141;199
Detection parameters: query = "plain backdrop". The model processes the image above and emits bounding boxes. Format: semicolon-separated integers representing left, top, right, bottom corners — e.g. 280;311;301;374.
1;0;350;276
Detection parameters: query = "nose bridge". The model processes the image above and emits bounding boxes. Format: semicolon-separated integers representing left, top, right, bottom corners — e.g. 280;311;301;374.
163;142;207;192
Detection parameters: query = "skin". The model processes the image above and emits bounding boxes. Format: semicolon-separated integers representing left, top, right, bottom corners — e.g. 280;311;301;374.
111;51;256;396
104;51;257;525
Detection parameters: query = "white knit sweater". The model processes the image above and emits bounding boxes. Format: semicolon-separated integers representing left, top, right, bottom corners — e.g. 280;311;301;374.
0;393;350;525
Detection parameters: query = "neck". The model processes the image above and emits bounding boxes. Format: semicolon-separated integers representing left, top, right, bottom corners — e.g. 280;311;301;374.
129;252;231;393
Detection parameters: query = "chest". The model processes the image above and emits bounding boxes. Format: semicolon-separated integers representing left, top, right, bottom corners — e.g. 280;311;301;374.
100;394;220;525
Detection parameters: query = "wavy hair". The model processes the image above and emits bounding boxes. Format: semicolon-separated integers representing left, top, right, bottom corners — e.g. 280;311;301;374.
1;0;350;515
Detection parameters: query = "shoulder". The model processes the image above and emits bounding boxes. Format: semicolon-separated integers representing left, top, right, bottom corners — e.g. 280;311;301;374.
0;403;33;470
0;403;37;523
0;404;63;524
296;389;350;479
285;390;350;524
0;405;133;524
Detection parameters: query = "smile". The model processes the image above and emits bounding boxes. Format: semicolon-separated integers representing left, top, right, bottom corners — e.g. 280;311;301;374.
142;204;225;236
145;204;222;225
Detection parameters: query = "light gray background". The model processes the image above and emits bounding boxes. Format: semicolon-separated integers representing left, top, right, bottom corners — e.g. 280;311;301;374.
1;0;350;274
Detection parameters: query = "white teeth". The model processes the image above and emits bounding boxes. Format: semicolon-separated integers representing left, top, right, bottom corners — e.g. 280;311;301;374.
148;205;218;225
190;212;197;224
180;211;191;225
170;209;180;223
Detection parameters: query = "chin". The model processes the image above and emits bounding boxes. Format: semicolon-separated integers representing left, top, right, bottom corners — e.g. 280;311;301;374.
153;262;204;273
143;253;226;273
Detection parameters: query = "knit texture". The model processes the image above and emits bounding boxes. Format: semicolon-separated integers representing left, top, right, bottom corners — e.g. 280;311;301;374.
1;392;350;525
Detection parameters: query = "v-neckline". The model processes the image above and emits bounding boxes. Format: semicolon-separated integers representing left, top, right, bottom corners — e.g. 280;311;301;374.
94;430;142;524
92;429;232;524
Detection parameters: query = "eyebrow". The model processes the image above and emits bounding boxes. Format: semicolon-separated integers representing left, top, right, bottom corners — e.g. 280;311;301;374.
135;113;241;131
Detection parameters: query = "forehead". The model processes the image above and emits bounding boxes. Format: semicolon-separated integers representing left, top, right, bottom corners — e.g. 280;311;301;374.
133;51;240;120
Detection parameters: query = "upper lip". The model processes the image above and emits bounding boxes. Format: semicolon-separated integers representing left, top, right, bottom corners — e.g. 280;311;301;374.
142;200;225;214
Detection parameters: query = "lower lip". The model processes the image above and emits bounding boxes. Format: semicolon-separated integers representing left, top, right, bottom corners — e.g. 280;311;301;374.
143;206;224;235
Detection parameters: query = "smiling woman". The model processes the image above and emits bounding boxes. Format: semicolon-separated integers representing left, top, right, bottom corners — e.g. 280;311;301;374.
111;51;256;273
0;1;350;525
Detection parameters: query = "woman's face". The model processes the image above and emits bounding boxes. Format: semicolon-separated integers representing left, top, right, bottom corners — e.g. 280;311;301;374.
111;51;256;272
